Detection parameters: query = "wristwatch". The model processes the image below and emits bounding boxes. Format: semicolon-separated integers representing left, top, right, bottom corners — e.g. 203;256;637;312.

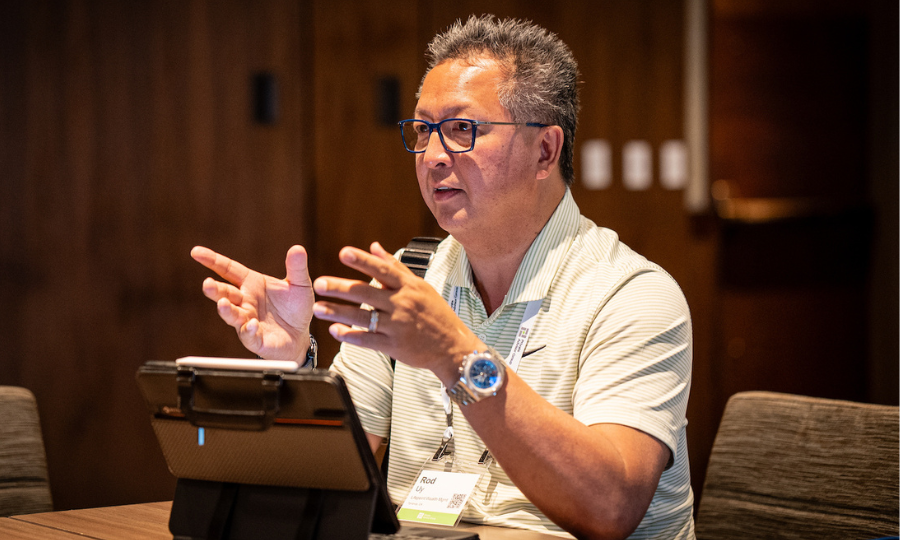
303;334;318;369
447;348;507;406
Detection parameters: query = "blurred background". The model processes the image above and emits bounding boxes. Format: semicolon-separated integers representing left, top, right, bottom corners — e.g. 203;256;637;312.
0;0;896;514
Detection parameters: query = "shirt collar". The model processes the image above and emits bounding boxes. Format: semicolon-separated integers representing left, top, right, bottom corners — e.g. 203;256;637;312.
446;188;581;306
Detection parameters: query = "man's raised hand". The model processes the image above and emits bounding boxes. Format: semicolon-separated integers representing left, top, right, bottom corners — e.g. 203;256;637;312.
311;242;481;383
191;245;315;361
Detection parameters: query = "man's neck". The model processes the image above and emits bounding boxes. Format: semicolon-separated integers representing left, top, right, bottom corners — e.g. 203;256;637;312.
466;242;529;315
462;188;566;315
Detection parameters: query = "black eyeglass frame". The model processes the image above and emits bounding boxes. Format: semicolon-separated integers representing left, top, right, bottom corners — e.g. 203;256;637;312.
398;118;549;154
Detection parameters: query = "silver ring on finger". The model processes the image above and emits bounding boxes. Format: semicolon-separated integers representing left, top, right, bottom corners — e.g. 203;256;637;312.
367;309;379;333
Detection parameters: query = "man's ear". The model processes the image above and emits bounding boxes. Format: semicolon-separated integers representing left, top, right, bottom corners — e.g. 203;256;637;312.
536;125;564;180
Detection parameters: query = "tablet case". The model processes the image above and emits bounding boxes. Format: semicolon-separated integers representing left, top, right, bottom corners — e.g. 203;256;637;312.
136;361;400;540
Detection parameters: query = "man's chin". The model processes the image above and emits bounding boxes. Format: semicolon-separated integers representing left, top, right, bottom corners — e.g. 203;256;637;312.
432;211;472;237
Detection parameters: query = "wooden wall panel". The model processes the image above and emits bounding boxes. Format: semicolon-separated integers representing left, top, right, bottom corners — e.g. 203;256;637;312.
0;0;311;510
310;0;427;364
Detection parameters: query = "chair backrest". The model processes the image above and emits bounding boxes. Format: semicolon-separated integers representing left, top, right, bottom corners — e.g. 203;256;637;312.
0;386;53;516
696;391;899;540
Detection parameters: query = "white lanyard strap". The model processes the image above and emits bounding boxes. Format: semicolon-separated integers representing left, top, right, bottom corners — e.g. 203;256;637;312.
435;286;541;462
505;297;542;371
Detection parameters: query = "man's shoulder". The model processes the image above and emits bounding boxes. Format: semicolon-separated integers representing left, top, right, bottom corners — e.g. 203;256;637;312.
569;214;669;281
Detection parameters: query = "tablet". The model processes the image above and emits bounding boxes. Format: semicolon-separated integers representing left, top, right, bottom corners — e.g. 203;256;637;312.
136;361;479;539
137;362;373;490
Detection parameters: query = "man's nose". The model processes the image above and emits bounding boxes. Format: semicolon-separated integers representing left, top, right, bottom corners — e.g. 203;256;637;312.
422;129;451;166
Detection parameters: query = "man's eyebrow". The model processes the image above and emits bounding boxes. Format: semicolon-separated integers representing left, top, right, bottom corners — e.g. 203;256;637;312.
414;106;468;120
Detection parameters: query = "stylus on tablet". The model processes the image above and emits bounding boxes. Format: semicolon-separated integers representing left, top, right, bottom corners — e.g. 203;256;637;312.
175;356;301;372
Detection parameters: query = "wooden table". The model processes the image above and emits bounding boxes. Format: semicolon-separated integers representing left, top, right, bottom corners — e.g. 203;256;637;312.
0;501;565;539
0;501;172;539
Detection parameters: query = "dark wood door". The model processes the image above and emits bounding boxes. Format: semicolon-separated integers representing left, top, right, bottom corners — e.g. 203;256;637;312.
709;1;878;411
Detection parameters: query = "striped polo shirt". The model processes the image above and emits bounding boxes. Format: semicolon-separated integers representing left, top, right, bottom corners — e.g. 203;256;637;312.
331;189;695;539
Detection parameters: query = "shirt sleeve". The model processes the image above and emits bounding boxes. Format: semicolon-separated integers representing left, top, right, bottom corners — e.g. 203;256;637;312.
573;268;692;465
328;253;408;439
329;343;395;438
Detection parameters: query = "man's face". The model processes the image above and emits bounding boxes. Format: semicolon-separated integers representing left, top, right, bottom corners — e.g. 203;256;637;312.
413;59;545;241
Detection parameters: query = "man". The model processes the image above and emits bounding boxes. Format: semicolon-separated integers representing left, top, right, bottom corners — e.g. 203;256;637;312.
192;15;694;539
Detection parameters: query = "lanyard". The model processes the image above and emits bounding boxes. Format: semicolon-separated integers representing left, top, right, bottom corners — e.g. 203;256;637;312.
434;286;542;464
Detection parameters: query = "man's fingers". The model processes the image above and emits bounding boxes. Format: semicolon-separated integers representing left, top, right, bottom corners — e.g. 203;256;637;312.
239;318;263;349
370;241;392;260
190;245;216;266
216;297;251;329
338;246;409;290
312;276;390;309
191;245;251;286
217;301;263;351
285;245;313;288
313;301;378;330
327;323;391;351
202;277;244;305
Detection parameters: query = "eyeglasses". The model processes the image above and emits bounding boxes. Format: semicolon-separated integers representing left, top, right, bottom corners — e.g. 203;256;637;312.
398;118;548;154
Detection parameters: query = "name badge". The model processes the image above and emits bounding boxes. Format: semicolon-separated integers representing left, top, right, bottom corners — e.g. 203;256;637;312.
396;469;480;526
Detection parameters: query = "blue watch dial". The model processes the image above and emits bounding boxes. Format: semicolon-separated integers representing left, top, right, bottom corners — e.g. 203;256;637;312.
469;358;500;389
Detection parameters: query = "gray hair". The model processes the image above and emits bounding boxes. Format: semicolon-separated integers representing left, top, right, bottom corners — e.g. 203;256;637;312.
422;15;580;185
